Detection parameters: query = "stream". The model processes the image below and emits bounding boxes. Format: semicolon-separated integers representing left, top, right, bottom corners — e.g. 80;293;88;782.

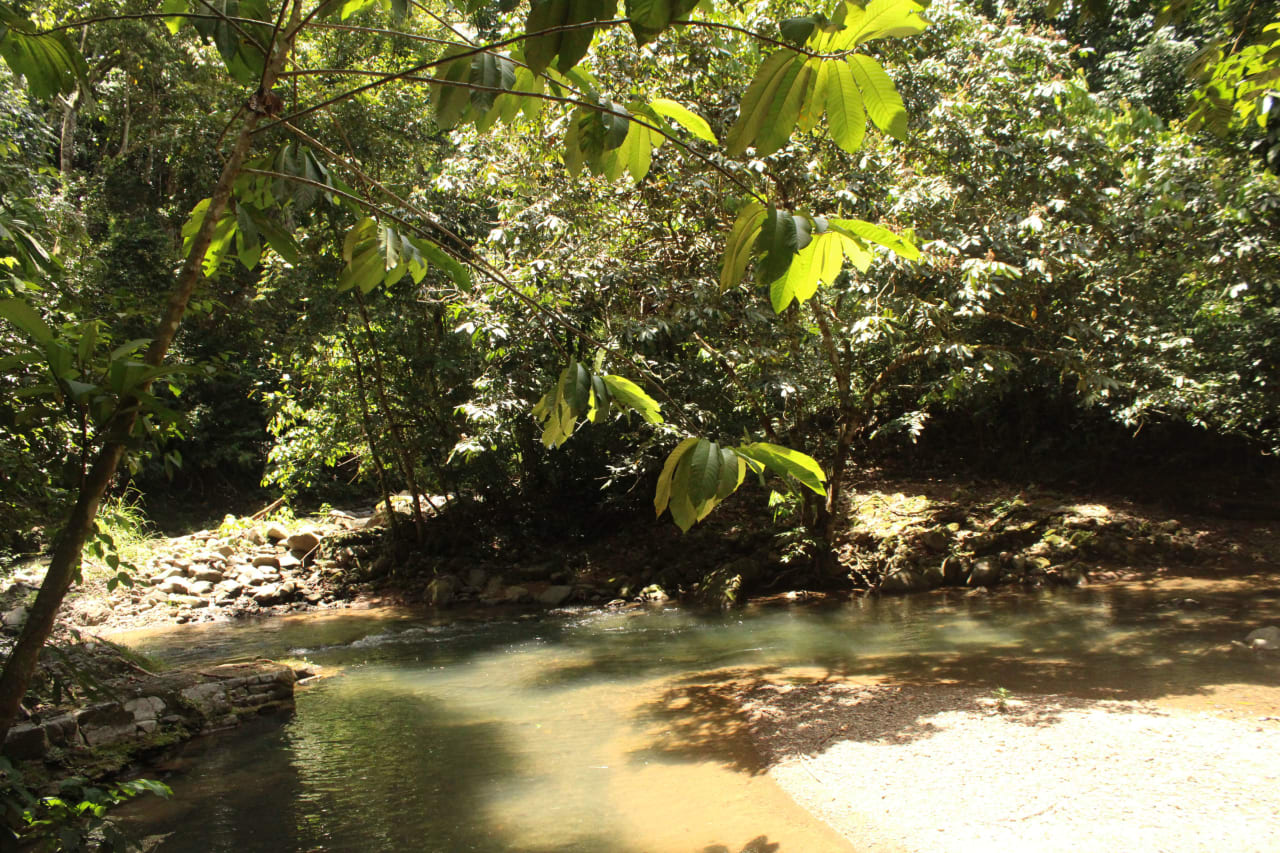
109;577;1280;852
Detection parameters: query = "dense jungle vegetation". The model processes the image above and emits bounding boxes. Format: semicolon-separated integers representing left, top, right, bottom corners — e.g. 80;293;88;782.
0;0;1277;742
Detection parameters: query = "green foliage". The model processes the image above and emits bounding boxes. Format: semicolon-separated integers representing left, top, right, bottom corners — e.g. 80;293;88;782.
653;437;825;531
0;3;86;99
532;359;662;447
2;757;171;851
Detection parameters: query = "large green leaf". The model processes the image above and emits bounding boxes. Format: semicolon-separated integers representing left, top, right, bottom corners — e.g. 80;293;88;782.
0;4;87;99
720;202;767;291
828;218;920;260
524;0;616;74
626;0;698;46
726;49;802;157
602;375;662;423
0;297;53;345
734;442;827;495
849;0;929;45
756;207;812;286
649;98;717;143
846;55;907;140
824;59;866;153
754;57;816;156
535;361;663;447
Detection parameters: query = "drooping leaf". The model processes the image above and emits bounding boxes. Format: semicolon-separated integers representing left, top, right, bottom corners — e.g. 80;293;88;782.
719;202;768;291
649;98;717;143
0;297;53;345
524;0;616;74
846;55;907;140
755;207;812;286
734;442;827;495
626;0;698;46
726;49;802;157
753;56;816;156
828;218;919;260
654;436;698;517
824;59;866;153
0;4;87;99
602;375;663;423
535;361;663;447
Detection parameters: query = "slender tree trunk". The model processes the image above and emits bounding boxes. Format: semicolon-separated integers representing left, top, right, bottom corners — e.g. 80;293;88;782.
59;91;78;176
0;3;302;745
353;290;427;543
342;328;401;541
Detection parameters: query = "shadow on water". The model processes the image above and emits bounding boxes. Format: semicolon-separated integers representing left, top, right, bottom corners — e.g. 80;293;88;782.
120;681;524;853
112;574;1280;851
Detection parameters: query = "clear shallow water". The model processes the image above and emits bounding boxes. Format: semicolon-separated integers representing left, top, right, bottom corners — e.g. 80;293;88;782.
111;580;1280;852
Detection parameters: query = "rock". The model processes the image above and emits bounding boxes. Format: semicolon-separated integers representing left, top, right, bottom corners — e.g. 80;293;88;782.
124;696;166;722
880;569;930;594
968;559;1001;587
192;567;224;583
216;544;236;558
943;555;968;585
919;529;950;552
264;523;290;541
538;585;574;606
40;714;80;747
1246;626;1280;650
482;576;505;598
215;580;245;598
75;703;136;747
277;553;302;571
3;722;49;760
640;584;669;603
253;584;282;605
169;595;207;608
247;528;266;546
159;578;192;596
427;575;459;607
2;605;29;630
286;531;322;553
190;581;216;596
467;568;488;590
252;554;280;569
504;585;531;603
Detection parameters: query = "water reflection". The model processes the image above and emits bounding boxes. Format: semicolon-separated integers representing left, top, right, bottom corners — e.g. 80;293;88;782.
112;578;1280;852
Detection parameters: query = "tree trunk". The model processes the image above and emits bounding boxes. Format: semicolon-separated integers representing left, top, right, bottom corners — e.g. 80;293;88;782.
59;91;78;176
353;290;428;544
0;4;302;746
342;327;401;541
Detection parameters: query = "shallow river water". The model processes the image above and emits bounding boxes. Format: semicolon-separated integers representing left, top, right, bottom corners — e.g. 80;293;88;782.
109;577;1280;852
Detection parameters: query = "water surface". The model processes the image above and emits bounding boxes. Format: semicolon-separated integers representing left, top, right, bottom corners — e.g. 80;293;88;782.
112;579;1280;852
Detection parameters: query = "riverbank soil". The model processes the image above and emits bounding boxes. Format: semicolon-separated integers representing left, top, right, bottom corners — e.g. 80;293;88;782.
5;470;1271;637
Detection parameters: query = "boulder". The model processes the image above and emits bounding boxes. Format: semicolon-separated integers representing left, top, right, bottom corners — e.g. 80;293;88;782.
919;528;950;552
190;581;216;596
192;567;224;583
880;569;930;594
215;544;236;558
159;578;192;596
1246;626;1280;651
215;580;245;598
286;531;322;553
124;696;166;722
264;523;290;541
252;584;283;605
467;568;488;590
504;585;531;603
75;702;136;747
2;605;29;630
252;554;280;569
3;722;48;760
427;575;459;607
277;553;302;571
537;585;574;606
968;559;1001;587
